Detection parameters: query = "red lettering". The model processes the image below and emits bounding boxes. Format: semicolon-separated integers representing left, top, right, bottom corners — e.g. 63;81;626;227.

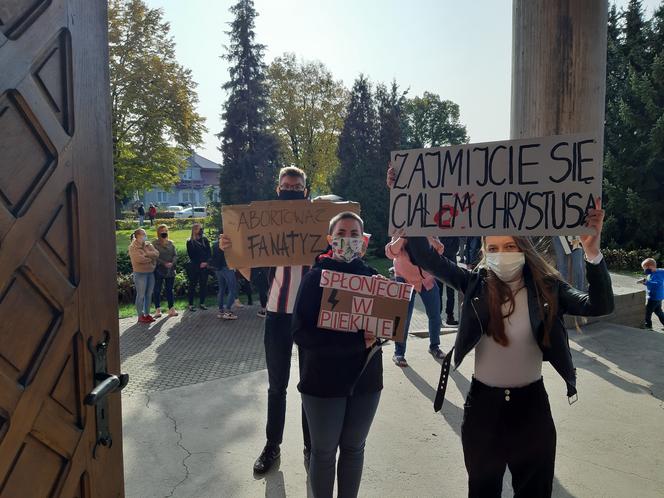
349;314;364;331
338;312;351;331
320;270;331;288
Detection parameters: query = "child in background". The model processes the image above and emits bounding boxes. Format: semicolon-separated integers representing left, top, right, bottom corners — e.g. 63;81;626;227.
638;258;664;330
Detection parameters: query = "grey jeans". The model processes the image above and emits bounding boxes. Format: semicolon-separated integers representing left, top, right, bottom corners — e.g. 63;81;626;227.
302;391;381;498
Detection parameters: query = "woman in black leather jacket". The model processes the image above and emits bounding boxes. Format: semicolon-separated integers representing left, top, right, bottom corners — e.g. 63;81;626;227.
406;202;614;498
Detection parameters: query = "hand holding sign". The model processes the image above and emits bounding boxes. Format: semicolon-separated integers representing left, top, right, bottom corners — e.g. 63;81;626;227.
579;196;604;261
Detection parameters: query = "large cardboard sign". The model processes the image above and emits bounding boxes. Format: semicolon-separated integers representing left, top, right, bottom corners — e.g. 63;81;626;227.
317;270;414;342
389;133;602;236
222;199;360;268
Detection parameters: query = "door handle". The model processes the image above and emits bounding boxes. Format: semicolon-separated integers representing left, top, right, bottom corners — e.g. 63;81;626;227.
84;373;129;405
87;331;129;458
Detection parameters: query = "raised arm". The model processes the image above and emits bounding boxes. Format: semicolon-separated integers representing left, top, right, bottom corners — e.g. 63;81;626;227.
558;258;614;316
407;237;471;293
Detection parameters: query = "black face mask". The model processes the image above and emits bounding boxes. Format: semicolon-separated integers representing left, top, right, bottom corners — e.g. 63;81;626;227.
160;232;168;238
278;190;306;201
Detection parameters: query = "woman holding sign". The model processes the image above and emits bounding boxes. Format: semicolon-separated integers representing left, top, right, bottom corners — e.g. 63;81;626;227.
405;200;613;498
292;211;383;498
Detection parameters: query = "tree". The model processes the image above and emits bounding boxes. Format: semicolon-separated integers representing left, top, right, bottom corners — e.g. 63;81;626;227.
109;0;205;212
401;92;468;149
218;0;280;205
267;53;347;193
334;76;388;249
603;0;664;250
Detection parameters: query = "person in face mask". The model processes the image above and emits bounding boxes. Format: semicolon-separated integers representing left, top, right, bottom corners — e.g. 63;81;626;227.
128;228;160;323
405;199;615;498
638;258;664;330
152;224;178;318
220;166;312;474
292;211;383;498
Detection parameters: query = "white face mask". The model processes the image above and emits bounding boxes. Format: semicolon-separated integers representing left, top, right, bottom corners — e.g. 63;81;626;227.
485;252;525;282
330;236;365;263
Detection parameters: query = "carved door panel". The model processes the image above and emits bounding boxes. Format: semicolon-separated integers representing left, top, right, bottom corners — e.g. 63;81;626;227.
0;0;124;496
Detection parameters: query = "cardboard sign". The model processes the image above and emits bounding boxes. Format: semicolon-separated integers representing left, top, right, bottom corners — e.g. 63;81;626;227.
317;270;414;342
389;133;602;236
222;199;360;268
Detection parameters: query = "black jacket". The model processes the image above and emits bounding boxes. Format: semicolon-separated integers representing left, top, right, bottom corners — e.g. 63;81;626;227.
408;237;614;399
209;243;228;271
186;237;211;270
292;256;383;397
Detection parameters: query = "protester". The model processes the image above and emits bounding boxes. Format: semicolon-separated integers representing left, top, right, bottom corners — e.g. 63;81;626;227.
385;232;446;367
128;228;159;323
210;235;237;320
186;222;211;311
137;203;145;226
152;224;178;318
293;211;382;498
638;258;664;330
407;199;613;498
439;236;460;326
237;271;253;305
220;166;311;474
148;203;157;226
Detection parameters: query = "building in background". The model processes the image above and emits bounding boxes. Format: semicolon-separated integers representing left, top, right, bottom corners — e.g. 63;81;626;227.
141;152;221;208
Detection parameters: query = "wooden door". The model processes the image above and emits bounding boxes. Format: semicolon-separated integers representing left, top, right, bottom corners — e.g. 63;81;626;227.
0;0;125;496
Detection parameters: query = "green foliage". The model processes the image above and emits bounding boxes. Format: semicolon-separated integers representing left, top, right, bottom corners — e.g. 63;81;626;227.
333;76;385;249
108;0;206;203
115;217;208;231
603;1;664;251
603;248;661;271
401;91;469;149
218;0;280;205
267;53;348;193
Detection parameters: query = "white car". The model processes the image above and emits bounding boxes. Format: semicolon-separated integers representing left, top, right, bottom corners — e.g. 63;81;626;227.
174;206;207;219
167;205;184;212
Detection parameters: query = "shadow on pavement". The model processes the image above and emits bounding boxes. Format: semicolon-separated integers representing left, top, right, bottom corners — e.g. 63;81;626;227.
571;323;664;400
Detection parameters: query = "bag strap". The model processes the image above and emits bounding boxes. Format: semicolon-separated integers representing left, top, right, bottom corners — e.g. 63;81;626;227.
348;338;386;396
433;346;455;412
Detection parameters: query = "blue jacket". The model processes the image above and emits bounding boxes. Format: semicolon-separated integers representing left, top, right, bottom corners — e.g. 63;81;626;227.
645;269;664;300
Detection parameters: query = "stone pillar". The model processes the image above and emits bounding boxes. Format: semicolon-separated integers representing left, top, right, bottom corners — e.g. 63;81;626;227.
510;0;608;289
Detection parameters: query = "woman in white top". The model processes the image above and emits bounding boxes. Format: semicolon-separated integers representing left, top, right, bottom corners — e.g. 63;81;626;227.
406;201;614;498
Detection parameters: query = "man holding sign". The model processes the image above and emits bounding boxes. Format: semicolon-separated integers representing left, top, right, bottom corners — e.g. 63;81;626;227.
221;167;312;474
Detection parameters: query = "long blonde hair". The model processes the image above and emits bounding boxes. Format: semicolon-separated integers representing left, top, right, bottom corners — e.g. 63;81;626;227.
189;223;203;241
480;236;561;347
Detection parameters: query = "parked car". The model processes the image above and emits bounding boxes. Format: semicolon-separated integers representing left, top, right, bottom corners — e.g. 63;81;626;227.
174;206;207;219
167;205;184;212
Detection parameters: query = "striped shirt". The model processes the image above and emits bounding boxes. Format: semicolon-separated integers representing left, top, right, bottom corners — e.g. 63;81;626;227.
267;265;310;314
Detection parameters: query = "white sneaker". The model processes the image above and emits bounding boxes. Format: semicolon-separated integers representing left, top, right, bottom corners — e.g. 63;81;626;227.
154;308;162;318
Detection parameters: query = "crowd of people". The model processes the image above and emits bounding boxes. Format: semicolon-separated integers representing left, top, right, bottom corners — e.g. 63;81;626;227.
127;222;269;323
125;164;628;498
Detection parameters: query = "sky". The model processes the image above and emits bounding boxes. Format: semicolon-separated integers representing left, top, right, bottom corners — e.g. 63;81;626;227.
145;0;662;165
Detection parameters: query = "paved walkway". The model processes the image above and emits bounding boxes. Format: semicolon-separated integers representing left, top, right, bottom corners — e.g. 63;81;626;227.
120;304;664;498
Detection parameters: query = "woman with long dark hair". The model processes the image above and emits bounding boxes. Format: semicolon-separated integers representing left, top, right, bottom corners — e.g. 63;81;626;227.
406;201;613;498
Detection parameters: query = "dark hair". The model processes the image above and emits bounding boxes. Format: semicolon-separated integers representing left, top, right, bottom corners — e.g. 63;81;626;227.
278;166;306;185
328;212;364;235
481;236;561;347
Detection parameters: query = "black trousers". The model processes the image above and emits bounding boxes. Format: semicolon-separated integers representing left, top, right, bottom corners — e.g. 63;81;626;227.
187;266;208;305
461;378;556;498
264;312;311;450
645;299;664;327
251;267;269;308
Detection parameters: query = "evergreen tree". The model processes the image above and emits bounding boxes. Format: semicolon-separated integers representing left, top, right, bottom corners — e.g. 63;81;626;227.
218;0;280;205
604;0;664;249
333;76;383;247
